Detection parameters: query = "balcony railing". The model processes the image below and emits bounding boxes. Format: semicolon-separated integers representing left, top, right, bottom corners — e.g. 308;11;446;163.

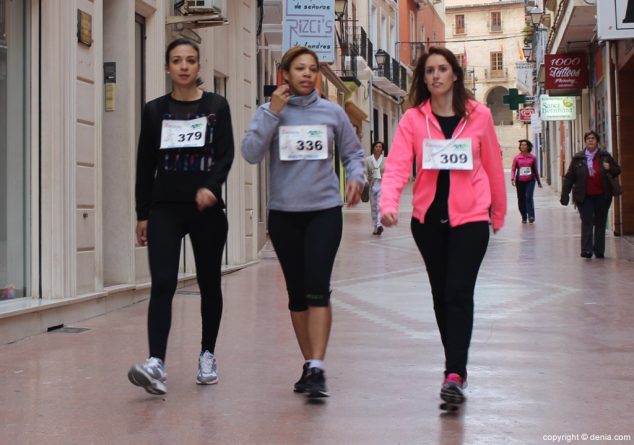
488;22;503;32
484;68;509;80
347;26;373;70
373;52;409;96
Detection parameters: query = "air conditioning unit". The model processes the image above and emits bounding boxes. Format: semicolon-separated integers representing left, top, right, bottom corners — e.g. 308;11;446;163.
184;0;225;14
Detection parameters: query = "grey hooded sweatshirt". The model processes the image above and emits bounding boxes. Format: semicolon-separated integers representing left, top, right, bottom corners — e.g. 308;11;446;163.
241;89;365;212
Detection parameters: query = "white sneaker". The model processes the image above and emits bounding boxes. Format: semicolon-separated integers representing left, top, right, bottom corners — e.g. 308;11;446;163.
128;357;167;395
196;350;218;385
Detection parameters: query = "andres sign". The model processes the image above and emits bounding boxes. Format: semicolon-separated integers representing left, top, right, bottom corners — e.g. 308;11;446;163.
545;54;588;90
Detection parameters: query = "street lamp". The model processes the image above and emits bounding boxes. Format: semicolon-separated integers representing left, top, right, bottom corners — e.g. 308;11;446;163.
375;49;389;67
523;44;533;61
334;0;347;19
528;9;543;27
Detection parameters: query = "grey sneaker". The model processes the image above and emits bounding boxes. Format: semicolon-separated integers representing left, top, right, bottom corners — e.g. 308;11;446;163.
128;357;167;395
196;350;218;385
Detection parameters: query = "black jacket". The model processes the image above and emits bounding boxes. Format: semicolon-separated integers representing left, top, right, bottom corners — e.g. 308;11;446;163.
135;92;234;220
560;149;621;206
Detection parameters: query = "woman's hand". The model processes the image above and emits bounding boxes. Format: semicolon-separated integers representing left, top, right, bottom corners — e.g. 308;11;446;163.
346;181;362;207
603;161;610;171
196;188;218;211
269;84;290;114
381;212;398;227
136;221;148;246
511;179;515;187
538;183;543;188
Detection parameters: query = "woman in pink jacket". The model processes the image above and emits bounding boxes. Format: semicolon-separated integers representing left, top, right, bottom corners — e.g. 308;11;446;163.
511;139;542;224
380;47;506;410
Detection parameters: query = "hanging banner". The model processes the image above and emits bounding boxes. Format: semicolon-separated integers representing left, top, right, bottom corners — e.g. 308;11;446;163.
545;54;588;90
516;62;534;94
597;0;634;40
283;0;335;63
540;95;576;121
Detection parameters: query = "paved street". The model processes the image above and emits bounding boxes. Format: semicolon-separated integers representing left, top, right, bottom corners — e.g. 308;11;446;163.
1;183;633;445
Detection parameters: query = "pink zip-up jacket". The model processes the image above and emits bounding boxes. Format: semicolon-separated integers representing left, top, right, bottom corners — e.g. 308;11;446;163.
380;99;507;230
511;153;541;185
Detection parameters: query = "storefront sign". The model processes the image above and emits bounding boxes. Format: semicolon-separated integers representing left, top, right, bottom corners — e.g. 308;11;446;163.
545;54;587;90
519;106;534;123
283;0;335;63
540;95;576;121
597;0;634;40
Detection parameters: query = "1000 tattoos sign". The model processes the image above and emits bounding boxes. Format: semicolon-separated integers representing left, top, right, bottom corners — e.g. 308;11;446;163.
283;0;335;63
545;54;588;90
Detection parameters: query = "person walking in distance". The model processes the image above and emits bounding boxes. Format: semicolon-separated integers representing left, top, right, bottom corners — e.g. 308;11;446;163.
380;47;506;410
365;141;386;235
128;38;234;395
511;139;542;224
560;131;621;259
241;46;365;398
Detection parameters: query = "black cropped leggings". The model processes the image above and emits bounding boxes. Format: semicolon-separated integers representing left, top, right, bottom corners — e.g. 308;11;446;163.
411;218;489;378
146;202;228;361
268;207;343;311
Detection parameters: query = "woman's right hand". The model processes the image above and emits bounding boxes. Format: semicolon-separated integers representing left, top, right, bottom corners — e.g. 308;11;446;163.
269;84;290;114
381;212;398;227
136;221;148;246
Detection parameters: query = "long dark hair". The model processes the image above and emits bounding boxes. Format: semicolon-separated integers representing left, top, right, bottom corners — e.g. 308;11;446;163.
408;47;473;118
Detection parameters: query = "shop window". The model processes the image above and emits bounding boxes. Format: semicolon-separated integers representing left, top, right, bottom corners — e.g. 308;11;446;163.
1;0;29;300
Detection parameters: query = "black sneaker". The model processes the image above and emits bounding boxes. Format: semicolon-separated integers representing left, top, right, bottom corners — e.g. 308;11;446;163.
293;363;310;393
580;251;592;259
305;367;329;398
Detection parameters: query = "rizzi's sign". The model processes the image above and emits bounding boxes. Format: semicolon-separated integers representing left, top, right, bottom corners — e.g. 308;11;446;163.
283;0;335;63
545;54;588;90
597;0;634;40
540;95;576;121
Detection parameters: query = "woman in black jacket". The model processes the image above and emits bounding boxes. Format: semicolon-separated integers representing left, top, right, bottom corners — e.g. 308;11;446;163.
128;38;234;395
560;131;620;259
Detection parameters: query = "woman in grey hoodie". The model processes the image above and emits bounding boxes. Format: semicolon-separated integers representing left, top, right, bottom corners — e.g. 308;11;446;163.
241;46;365;398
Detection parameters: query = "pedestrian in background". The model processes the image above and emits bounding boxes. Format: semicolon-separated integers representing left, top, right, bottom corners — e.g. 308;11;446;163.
380;47;506;410
365;141;386;235
128;38;234;395
560;130;621;259
241;46;365;398
511;139;542;224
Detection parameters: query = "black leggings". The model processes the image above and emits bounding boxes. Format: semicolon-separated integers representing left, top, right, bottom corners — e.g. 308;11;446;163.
268;207;342;311
411;218;489;378
146;202;228;361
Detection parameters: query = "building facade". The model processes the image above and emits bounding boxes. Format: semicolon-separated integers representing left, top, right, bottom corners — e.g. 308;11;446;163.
531;0;634;235
0;0;259;344
445;0;527;166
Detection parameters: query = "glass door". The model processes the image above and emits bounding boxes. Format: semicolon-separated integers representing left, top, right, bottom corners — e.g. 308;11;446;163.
1;0;29;301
